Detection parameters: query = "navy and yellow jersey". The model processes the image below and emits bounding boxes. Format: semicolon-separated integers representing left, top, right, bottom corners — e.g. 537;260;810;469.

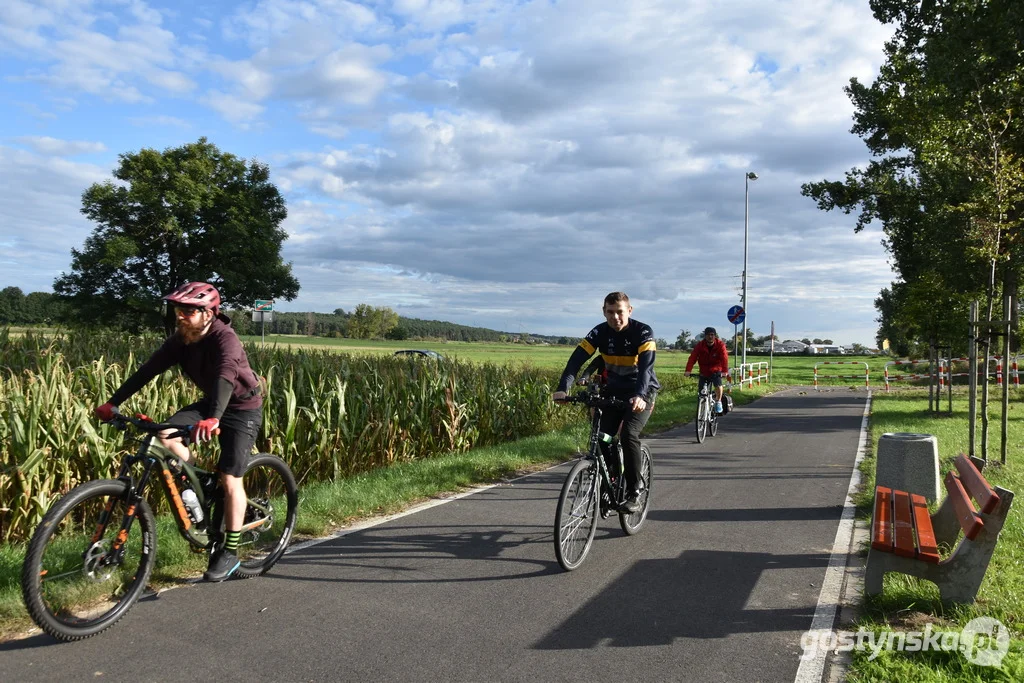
557;319;661;398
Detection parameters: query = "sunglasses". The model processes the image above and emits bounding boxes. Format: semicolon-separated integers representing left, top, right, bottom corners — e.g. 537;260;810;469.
174;306;205;317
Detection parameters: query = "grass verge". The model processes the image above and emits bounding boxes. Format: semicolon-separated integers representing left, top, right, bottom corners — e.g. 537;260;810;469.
846;389;1024;681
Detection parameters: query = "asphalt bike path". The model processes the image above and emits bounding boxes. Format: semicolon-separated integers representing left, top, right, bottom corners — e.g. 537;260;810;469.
1;387;868;682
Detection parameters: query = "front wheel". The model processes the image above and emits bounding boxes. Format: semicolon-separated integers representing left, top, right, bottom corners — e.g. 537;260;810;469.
234;454;299;578
619;444;652;535
710;404;720;437
554;459;599;571
21;479;157;641
695;397;708;443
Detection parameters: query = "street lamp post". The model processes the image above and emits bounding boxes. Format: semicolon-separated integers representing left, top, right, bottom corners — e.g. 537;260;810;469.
742;171;758;378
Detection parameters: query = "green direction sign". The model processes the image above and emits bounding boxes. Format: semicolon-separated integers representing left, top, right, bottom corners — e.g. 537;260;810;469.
254;299;274;312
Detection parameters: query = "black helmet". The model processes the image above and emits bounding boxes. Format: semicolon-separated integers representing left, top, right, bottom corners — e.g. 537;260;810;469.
704;327;717;336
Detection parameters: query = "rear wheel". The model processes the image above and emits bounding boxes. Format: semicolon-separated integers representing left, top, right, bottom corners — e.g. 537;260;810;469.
695;396;708;443
234;454;299;578
21;480;156;641
620;444;652;535
554;459;599;571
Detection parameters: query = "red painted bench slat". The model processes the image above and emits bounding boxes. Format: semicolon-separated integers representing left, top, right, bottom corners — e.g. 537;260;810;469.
871;486;893;552
910;493;940;563
954;454;1000;514
945;471;985;540
892;489;917;558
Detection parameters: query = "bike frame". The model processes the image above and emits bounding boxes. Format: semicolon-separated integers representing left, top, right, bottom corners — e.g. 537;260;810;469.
98;418;279;558
96;431;218;558
698;384;718;423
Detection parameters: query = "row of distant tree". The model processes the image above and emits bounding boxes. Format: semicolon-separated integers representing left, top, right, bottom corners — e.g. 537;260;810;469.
2;287;866;350
0;287;572;344
665;328;864;353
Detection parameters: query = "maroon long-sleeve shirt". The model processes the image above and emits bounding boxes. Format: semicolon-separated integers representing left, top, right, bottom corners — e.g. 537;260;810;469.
110;316;262;418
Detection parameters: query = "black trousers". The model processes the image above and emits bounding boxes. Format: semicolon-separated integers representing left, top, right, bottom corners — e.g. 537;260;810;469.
599;395;655;493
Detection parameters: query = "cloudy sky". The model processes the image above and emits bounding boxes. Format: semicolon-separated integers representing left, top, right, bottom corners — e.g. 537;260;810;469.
0;0;897;346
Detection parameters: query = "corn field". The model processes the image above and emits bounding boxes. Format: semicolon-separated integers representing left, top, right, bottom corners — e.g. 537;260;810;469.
1;328;572;543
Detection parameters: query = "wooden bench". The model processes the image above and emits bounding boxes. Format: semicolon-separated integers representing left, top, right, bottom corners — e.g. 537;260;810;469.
865;454;1015;605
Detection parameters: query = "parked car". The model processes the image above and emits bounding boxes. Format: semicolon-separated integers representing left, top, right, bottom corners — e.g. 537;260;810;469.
394;349;444;360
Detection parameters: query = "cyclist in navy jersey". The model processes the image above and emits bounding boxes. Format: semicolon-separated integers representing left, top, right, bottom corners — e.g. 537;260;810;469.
552;292;660;512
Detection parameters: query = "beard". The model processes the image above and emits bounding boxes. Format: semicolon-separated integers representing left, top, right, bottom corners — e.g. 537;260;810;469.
177;315;210;344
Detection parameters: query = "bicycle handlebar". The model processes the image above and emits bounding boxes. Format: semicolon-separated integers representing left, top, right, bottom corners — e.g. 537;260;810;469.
102;408;198;442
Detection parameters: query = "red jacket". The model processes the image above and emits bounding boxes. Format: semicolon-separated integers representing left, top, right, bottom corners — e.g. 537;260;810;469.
685;339;729;375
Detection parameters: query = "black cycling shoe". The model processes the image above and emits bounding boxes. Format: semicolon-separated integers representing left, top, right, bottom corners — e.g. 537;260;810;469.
623;492;642;514
204;549;241;582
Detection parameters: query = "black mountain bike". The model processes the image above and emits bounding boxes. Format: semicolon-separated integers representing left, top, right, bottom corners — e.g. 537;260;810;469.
695;383;720;443
553;387;652;571
21;410;299;641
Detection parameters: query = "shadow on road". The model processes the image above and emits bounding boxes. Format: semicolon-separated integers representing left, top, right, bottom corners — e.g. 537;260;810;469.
276;521;564;583
534;549;827;649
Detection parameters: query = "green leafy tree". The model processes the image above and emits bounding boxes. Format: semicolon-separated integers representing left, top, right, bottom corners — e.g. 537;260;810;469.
54;138;300;330
347;304;399;339
0;286;25;324
386;325;409;341
802;0;1024;349
674;329;692;350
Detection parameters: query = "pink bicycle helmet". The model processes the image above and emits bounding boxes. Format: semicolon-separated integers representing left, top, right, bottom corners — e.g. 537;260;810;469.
163;282;221;313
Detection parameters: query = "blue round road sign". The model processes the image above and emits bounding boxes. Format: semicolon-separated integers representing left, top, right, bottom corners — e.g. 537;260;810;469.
727;305;745;324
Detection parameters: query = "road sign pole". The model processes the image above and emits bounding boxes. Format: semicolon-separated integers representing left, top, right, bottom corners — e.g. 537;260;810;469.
733;323;738;377
261;311;265;345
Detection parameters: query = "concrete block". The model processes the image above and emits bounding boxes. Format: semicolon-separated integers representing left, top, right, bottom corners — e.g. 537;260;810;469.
876;432;941;502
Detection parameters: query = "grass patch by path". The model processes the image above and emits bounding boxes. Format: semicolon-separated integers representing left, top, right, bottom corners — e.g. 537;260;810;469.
846;389;1024;681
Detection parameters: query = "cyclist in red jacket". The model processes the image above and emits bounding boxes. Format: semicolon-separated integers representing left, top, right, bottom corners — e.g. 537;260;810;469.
685;327;729;413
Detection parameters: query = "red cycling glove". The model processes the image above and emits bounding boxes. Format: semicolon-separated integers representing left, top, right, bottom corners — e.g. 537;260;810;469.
95;402;117;422
193;418;220;442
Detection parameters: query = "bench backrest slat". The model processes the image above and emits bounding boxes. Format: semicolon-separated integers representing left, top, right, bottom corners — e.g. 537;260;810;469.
954;454;1000;514
944;471;985;540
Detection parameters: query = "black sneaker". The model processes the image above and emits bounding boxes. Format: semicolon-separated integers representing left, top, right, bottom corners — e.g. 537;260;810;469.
204;549;240;582
623;492;642;514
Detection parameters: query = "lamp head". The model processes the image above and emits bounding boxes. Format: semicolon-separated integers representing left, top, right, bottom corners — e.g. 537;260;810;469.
746;172;759;180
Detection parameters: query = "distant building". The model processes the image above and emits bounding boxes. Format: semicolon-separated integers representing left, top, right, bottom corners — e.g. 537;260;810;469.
775;340;809;354
808;344;845;355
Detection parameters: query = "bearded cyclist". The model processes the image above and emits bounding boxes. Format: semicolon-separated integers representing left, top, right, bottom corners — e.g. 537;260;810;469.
552;292;660;513
94;282;263;582
686;326;729;413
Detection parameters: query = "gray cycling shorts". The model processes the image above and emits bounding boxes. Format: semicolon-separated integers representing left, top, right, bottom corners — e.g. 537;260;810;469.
166;403;261;477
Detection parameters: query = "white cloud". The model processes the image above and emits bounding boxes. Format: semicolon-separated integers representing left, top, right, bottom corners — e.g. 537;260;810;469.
14;136;107;156
0;147;108;292
200;89;266;122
